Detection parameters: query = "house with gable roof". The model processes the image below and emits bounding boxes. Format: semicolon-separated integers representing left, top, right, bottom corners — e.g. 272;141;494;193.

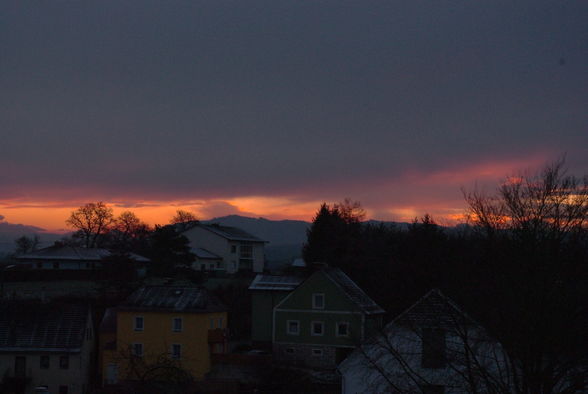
338;289;508;394
15;244;149;272
99;285;228;385
272;267;385;369
0;302;94;394
179;223;267;274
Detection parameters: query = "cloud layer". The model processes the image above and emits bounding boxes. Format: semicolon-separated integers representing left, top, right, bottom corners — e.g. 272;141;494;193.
0;1;587;229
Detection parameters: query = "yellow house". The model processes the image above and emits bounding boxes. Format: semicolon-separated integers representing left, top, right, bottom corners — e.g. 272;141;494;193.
99;286;228;386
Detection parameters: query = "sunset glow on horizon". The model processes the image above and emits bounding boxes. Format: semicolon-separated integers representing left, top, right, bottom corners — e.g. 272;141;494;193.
0;155;564;232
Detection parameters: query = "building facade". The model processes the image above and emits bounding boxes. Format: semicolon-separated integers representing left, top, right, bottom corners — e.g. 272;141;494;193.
99;285;228;385
0;302;94;394
249;274;303;346
273;267;384;369
180;224;266;274
338;289;507;394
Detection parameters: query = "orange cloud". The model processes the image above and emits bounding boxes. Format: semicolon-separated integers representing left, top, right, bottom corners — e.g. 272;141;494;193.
0;153;558;231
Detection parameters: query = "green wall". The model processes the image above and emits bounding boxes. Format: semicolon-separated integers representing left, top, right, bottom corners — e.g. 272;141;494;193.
251;290;289;343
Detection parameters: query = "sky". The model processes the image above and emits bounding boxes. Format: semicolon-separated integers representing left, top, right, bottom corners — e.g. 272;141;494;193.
0;0;587;232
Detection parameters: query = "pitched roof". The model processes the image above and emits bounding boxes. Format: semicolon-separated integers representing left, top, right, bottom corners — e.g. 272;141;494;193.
0;302;89;352
16;245;149;262
119;285;227;313
195;224;266;242
17;245;111;261
322;267;385;315
392;288;474;328
248;274;303;291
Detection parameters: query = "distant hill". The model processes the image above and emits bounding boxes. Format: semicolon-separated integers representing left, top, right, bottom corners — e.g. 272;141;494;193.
205;215;310;245
0;222;64;257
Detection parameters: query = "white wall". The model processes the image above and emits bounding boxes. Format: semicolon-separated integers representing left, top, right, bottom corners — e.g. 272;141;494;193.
340;325;506;394
182;227;265;273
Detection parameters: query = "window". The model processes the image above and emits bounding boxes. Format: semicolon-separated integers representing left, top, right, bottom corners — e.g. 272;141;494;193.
40;355;50;369
134;316;144;331
240;244;253;258
230;245;236;253
287;320;300;335
86;327;93;340
59;355;69;369
209;263;214;270
312;293;325;309
132;343;144;357
59;386;69;394
36;262;42;269
173;317;183;332
311;321;324;336
171;344;181;359
336;322;349;337
421;328;446;368
53;262;59;269
311;348;323;357
218;317;223;328
210;318;215;329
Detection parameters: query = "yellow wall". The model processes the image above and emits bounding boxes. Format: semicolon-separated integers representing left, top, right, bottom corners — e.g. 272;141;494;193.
103;310;227;381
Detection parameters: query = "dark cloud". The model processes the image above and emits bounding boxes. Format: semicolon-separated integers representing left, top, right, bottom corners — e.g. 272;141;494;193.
0;0;586;205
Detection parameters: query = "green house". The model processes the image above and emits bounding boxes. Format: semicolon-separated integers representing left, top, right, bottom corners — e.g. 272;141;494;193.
273;267;385;368
249;274;304;346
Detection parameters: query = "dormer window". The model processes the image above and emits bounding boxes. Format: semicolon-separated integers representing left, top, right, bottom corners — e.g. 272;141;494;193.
312;293;325;309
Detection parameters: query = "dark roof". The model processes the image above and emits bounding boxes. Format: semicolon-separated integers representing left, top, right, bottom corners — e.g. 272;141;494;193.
248;274;303;291
323;267;385;315
393;289;473;328
193;248;222;260
0;302;89;352
17;246;110;261
17;245;149;262
197;224;266;242
119;286;227;313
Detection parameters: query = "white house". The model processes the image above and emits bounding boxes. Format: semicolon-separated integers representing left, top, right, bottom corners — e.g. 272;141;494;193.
0;302;95;394
180;223;267;274
338;289;508;394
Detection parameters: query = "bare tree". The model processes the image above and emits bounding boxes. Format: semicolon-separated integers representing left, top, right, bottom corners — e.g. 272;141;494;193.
340;289;513;394
106;345;195;394
14;234;40;254
170;209;198;225
169;209;199;232
66;202;115;248
460;158;588;393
